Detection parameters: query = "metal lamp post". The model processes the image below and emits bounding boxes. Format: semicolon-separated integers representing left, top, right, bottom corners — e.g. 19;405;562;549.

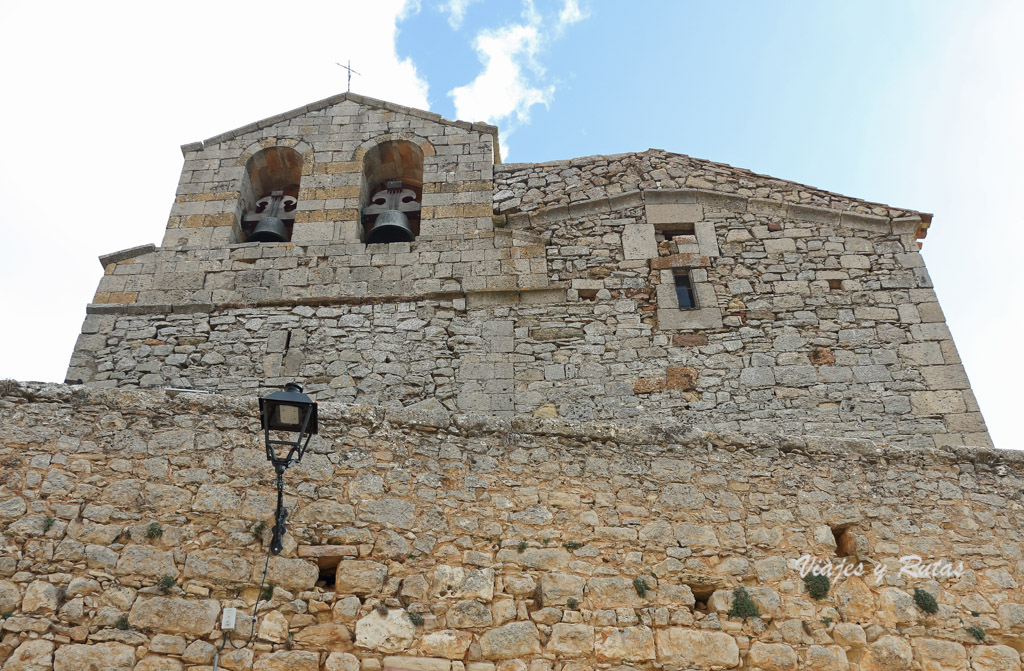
259;382;318;554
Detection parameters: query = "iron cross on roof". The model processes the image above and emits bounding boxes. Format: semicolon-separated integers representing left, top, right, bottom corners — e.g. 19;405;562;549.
335;60;361;92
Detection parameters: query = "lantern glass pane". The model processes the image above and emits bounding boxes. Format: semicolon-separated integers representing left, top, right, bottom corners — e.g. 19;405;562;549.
274;404;302;429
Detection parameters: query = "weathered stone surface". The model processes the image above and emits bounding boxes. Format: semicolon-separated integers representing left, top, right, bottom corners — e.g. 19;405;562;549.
665;366;699;390
420;630;474;659
834;578;875;622
446;599;493;628
254;650;320;671
116;545;178;578
184;548;250;582
0;497;27;520
128;596;220;636
862;636;913;671
193;484;242;512
970;645;1021;671
746;642;797;671
383;656;452;671
295;500;355;523
53;642;136;671
998;603;1024;630
335;560;387;595
503;574;537;597
134;657;185;671
495;548;569;569
0;580;21;613
478;621;542;660
265;555;319;592
355;609;417;653
547;623;595;657
2;639;53;671
325;652;361;671
149;634;187;655
21;580;58;613
807;645;849;671
293;622;352;650
259;609;289;643
181;640;215;664
588;577;643;608
915;638;966;671
541;573;586;606
361;498;416;528
833;623;866;649
597;626;657;662
459;567;495;601
654;628;738;668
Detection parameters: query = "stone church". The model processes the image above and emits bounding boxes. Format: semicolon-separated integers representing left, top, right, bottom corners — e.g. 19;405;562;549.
0;93;1020;671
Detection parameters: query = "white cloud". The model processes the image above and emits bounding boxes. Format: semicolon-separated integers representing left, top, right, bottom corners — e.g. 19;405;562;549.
448;0;587;153
558;0;587;30
440;0;481;29
450;23;553;125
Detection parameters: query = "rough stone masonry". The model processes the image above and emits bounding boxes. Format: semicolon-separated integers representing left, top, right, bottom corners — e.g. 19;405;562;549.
0;92;1016;670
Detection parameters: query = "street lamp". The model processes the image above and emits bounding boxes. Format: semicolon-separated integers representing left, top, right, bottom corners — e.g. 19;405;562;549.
259;382;318;554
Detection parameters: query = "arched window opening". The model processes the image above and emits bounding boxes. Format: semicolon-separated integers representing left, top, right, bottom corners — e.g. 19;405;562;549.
241;147;303;243
361;140;423;244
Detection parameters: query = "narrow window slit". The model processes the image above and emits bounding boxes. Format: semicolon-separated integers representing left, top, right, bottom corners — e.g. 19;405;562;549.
674;272;697;310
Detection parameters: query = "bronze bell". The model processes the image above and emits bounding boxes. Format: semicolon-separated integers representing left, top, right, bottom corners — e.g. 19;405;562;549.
366;209;415;244
248;216;289;243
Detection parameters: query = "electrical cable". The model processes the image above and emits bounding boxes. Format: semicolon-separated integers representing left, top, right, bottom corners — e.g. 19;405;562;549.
227;538;274;650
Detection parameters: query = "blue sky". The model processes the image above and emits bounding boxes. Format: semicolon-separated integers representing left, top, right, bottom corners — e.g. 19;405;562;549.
0;0;1020;449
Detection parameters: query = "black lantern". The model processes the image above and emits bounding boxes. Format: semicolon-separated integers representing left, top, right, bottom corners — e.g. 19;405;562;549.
259;382;318;554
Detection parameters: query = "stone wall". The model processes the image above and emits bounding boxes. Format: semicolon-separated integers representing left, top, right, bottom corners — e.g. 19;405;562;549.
493;150;925;225
0;383;1021;670
68;184;986;448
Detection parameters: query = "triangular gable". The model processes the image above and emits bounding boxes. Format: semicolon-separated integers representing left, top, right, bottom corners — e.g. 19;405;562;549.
180;91;499;158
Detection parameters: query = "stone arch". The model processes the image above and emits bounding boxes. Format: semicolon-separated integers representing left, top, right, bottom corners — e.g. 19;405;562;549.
238;145;305;243
359;136;434;243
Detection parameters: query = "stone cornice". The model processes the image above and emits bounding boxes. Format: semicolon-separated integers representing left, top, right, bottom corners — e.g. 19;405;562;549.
496;187;928;238
2;382;1018;473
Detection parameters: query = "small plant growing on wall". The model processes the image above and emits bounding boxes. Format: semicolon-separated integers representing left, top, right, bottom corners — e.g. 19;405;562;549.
260;583;276;601
517;541;527;553
727;586;761;620
376;602;389;616
43;517;56;533
633;577;650;598
251;521;266;540
115;615;129;630
157;575;176;593
913;587;939;615
803;572;830;600
564;540;583;551
566;597;579;610
966;625;985;642
407;610;424;626
145;522;163;540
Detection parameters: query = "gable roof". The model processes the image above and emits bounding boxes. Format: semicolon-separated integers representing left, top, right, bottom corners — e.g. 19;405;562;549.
179;91;500;157
496;149;931;237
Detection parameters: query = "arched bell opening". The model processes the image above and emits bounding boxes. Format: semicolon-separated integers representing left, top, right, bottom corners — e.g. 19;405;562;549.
241;146;303;243
361;140;423;244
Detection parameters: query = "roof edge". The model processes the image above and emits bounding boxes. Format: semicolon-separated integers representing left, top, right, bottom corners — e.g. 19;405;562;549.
180;92;499;157
496;148;930;223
